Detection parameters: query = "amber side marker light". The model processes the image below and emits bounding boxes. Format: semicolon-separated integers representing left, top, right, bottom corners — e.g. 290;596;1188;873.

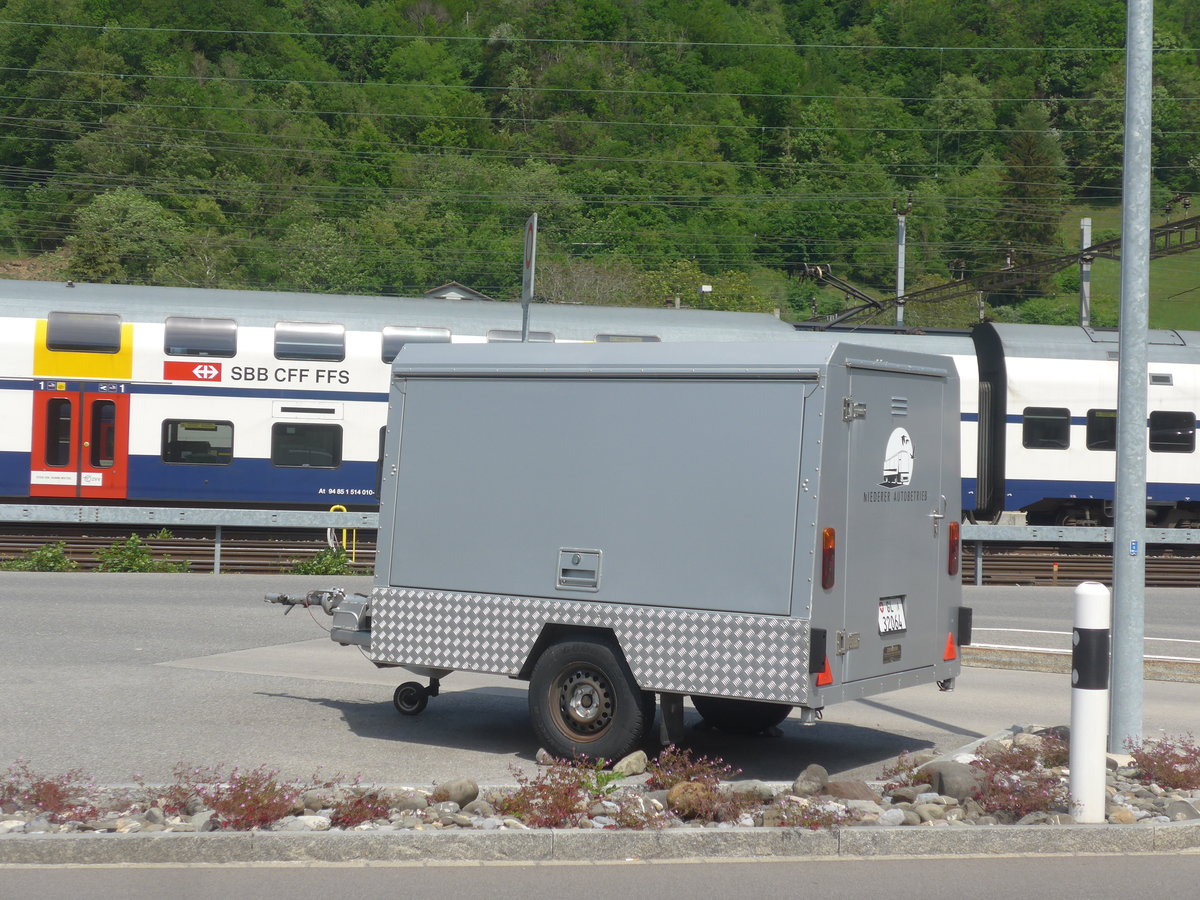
821;527;836;589
948;520;961;576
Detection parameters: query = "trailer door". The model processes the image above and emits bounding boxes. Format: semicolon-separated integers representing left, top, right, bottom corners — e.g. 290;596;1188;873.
840;363;949;682
30;382;130;499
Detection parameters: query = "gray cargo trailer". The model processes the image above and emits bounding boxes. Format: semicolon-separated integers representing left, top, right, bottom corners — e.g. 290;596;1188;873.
272;339;971;760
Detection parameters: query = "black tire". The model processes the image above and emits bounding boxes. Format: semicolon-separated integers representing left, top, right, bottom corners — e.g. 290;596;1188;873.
393;681;428;716
528;636;655;760
690;695;792;735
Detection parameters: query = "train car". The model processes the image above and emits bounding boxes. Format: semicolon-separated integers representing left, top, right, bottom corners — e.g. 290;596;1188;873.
0;279;798;508
973;323;1200;526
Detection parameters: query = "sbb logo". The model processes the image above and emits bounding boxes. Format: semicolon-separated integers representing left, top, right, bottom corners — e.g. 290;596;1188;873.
230;366;271;382
163;361;222;381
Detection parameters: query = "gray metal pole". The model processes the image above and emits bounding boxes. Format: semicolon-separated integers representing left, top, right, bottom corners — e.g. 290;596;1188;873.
1109;0;1153;752
213;524;222;575
895;208;907;328
1079;217;1092;328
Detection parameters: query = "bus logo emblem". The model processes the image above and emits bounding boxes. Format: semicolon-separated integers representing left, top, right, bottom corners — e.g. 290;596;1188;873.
881;428;914;487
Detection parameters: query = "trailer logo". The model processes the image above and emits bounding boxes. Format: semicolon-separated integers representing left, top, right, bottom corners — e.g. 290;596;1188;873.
881;427;914;487
164;361;222;382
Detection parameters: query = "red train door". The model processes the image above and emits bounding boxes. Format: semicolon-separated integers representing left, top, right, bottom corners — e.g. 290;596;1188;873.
30;383;130;499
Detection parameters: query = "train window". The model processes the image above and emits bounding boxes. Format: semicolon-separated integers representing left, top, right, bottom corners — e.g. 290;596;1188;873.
90;400;116;468
381;325;451;363
1149;410;1195;454
46;311;121;353
165;316;237;357
1086;409;1117;451
45;398;72;466
271;423;342;468
274;322;346;362
162;420;233;465
1022;407;1070;450
595;334;662;342
486;329;554;342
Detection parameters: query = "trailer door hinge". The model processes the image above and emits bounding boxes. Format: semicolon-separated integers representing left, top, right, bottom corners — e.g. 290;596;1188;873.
835;630;860;655
842;397;867;421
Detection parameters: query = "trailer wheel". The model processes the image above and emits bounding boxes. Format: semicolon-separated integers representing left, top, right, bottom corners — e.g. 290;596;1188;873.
393;681;429;716
529;637;654;760
690;695;792;735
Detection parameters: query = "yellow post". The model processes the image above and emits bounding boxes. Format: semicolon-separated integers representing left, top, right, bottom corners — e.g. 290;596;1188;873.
328;505;355;563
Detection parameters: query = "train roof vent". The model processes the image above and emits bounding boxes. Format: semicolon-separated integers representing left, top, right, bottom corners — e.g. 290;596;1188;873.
1083;326;1185;346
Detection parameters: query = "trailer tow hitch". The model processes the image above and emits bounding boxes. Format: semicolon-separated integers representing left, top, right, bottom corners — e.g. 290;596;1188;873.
264;587;348;616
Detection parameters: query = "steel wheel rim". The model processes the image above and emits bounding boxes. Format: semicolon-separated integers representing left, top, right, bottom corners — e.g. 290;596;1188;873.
551;665;614;742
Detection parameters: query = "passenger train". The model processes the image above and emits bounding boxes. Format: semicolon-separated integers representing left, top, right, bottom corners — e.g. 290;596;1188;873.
0;279;798;509
2;278;1198;526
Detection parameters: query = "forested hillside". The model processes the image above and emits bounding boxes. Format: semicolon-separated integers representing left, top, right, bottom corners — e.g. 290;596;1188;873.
0;1;1196;324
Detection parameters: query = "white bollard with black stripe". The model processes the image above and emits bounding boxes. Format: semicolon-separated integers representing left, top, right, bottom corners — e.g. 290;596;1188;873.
1069;581;1111;824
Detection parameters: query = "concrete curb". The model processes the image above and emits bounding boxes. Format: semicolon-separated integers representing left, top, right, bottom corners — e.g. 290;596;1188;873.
1;821;1197;865
963;646;1200;683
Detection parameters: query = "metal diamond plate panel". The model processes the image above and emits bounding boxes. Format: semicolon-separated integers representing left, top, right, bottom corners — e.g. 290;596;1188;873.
370;588;811;705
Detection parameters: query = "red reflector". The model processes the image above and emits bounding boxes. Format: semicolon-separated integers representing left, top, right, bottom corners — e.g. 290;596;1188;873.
948;520;960;577
816;656;834;686
821;527;836;590
943;632;957;661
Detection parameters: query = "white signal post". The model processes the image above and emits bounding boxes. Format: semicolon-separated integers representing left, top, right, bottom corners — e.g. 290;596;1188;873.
1069;582;1111;824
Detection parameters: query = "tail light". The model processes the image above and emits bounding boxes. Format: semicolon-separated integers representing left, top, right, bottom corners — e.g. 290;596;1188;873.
948;520;961;576
821;527;836;589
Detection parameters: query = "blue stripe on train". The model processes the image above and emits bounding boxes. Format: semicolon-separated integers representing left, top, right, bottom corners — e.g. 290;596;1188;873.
0;452;380;506
125;456;381;505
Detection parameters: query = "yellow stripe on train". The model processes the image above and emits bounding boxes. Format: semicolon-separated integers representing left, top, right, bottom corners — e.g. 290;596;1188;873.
33;320;134;379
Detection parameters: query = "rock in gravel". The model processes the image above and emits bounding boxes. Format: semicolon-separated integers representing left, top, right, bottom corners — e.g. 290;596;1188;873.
918;761;985;803
727;780;775;802
463;799;495;817
877;807;906;826
392;790;429;812
822;781;879;802
667;782;715;819
144;807;166;825
23;815;53;834
535;749;556;765
792;764;829;797
612;751;648;777
281;815;332;832
1165;799;1200;821
439;778;479;807
301;790;331;812
888;784;933;804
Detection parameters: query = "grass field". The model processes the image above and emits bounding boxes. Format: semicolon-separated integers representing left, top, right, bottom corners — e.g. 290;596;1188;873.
1065;202;1200;330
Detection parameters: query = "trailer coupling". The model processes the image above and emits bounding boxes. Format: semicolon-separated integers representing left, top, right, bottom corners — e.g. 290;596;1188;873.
264;588;371;647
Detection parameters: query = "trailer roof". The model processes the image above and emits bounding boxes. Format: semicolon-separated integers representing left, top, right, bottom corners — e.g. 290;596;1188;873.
390;337;955;379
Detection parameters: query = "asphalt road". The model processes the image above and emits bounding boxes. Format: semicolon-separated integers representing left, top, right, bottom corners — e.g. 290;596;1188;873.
2;574;1197;787
967;584;1200;661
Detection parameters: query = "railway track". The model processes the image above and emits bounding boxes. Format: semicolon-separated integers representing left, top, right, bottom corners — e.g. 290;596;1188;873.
0;526;375;574
1;528;1199;584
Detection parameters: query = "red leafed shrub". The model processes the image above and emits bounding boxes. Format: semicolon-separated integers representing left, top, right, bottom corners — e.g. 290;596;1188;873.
1127;734;1200;790
2;759;99;823
970;744;1068;821
644;745;741;790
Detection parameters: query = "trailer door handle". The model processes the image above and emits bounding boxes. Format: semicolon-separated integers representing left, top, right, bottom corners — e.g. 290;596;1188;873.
929;495;947;535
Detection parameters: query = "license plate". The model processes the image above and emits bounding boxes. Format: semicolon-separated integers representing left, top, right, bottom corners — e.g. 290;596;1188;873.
878;597;907;634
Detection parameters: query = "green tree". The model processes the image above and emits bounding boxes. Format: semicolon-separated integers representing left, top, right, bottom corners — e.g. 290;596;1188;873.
67;189;185;283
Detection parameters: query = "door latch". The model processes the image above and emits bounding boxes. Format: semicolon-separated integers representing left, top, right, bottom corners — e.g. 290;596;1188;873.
842;397;866;422
835;630;861;655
